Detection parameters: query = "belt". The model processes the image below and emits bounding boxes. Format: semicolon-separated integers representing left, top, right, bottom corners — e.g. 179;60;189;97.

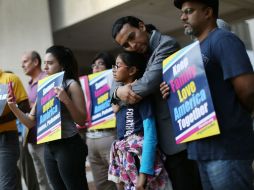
86;128;115;139
88;128;115;133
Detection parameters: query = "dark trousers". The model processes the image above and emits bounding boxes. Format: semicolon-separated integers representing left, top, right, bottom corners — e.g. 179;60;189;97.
164;150;203;190
0;131;20;190
19;139;39;190
44;134;88;190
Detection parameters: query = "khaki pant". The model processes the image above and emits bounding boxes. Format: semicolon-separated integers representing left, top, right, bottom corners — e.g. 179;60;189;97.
87;133;117;190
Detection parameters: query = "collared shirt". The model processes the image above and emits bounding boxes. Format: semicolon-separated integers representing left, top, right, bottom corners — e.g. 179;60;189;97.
27;71;47;106
26;71;46;143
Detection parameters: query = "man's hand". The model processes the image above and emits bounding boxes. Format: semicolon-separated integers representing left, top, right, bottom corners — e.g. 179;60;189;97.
160;81;170;99
117;84;142;104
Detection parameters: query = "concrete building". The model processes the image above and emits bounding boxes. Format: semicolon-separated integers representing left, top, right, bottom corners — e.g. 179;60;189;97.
1;0;254;85
1;1;253;188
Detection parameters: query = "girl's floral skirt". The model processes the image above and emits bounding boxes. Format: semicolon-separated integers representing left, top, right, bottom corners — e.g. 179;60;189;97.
108;133;173;190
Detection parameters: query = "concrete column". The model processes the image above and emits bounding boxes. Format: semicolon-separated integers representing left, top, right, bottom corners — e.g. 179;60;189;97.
0;0;53;86
246;18;254;50
246;19;254;67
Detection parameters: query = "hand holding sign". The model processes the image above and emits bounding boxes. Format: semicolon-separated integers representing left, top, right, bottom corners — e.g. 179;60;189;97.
8;82;16;102
54;86;70;105
7;82;16;108
160;81;170;100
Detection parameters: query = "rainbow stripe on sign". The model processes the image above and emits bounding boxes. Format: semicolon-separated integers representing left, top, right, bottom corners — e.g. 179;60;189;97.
163;42;198;72
37;71;64;144
80;69;116;130
175;113;219;144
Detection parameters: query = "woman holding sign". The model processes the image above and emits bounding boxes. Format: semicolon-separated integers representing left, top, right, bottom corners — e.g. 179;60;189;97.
7;45;89;190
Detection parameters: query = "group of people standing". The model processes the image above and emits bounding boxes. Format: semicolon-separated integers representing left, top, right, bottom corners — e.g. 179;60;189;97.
5;46;89;190
0;0;254;190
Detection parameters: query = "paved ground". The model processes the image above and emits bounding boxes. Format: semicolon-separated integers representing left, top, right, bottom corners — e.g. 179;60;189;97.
88;182;96;190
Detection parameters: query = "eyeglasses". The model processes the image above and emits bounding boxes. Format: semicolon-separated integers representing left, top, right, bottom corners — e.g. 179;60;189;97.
180;8;195;16
91;62;105;69
181;6;208;17
112;64;129;70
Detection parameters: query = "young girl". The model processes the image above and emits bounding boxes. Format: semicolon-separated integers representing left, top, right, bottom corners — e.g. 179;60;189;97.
108;51;172;190
7;45;89;190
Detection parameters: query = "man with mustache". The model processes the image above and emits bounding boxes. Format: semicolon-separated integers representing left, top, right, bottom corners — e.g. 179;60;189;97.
161;0;254;189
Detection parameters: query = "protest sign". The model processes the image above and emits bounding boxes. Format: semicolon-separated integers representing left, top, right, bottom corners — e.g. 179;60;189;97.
163;41;220;144
80;69;115;130
0;84;8;116
36;71;64;144
79;75;91;128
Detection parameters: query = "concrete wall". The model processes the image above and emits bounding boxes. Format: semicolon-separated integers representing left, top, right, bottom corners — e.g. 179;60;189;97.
247;18;254;50
0;0;53;87
74;50;97;75
246;18;254;67
74;49;118;76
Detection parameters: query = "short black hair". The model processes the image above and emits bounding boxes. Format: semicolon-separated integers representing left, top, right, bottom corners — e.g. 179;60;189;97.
174;0;219;18
117;51;147;79
112;16;157;39
91;52;115;69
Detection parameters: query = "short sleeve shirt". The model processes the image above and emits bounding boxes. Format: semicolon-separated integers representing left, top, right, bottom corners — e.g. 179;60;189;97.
0;70;28;132
116;98;153;140
26;71;46;143
27;71;47;106
188;29;254;160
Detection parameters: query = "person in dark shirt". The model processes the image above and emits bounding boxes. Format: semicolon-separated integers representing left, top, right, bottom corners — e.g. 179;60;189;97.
160;0;254;189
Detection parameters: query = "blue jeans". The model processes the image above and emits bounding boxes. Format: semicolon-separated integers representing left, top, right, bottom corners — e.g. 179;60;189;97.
197;160;254;190
44;134;88;190
0;131;20;190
